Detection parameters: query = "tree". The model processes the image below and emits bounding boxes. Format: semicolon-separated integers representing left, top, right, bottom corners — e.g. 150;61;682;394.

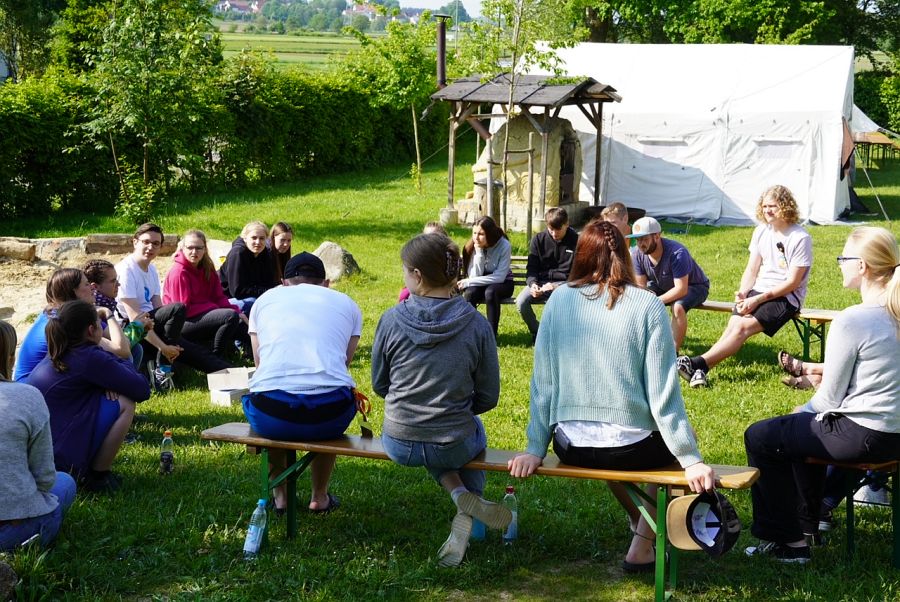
0;0;64;81
84;0;222;197
350;14;371;33
437;0;472;24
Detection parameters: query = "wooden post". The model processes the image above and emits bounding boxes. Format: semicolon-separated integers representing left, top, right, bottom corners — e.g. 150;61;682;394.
447;114;457;210
594;103;603;205
486;135;494;220
539;108;550;217
527;132;535;243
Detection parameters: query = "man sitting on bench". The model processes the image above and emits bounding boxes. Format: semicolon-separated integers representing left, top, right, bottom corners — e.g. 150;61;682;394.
677;185;812;388
628;216;709;351
241;252;362;515
516;207;579;341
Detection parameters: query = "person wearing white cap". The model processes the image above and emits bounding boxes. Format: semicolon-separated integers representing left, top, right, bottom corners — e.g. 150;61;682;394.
676;185;812;388
627;216;710;350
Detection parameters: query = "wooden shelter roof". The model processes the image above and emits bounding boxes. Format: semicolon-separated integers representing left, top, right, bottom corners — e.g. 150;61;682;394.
430;73;621;107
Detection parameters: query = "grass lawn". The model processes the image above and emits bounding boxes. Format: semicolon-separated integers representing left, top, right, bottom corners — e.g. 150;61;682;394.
4;140;900;600
219;31;361;71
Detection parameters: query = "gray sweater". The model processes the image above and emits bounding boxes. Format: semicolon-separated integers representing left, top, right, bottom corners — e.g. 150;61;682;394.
372;294;500;443
0;382;58;521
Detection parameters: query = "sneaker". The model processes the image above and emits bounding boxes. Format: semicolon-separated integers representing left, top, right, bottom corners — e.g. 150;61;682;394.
455;491;513;530
689;369;708;388
145;357;157;390
676;356;694;382
437;512;473;568
853;484;890;506
745;541;811;564
153;365;175;393
818;508;834;533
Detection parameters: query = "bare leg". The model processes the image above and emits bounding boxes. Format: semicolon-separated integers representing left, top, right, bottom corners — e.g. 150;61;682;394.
701;314;764;369
801;362;824;377
308;453;337;510
90;397;135;472
671;304;688;351
623;485;658;564
608;482;641;531
269;449;288;510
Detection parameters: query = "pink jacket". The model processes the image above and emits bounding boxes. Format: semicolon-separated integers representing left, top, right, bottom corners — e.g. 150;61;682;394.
163;251;240;318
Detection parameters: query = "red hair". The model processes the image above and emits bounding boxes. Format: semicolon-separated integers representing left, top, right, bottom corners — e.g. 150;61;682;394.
567;220;636;309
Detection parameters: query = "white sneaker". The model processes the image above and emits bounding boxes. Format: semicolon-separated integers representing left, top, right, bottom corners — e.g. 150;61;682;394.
689;369;708;388
437;512;472;568
455;491;512;530
676;356;694;382
853;484;890;506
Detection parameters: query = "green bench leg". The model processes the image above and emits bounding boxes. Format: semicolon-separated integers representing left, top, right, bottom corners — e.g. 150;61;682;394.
792;318;827;362
892;466;900;569
624;484;677;601
845;471;856;563
259;447;317;541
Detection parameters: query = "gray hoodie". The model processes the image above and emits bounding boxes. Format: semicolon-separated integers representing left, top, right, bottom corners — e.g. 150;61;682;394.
372;294;500;443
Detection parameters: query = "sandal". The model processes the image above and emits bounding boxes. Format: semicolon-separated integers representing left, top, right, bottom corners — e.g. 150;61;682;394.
781;375;815;390
309;493;340;515
777;350;804;377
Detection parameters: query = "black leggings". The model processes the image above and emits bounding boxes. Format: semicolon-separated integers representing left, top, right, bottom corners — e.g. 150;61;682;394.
181;308;246;358
552;429;676;471
464;280;514;335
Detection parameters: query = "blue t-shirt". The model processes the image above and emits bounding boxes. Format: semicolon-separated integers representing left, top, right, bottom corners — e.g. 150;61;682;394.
14;311;51;382
632;239;709;293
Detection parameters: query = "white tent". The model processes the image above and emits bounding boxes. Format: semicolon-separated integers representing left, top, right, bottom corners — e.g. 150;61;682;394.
530;43;856;224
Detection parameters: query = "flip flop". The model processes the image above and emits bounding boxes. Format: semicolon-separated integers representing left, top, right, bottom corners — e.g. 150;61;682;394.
781;375;815;390
309;493;340;515
622;559;655;574
777;350;804;377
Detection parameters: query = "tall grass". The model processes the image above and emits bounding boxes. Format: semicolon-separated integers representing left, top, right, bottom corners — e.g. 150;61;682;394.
3;146;900;600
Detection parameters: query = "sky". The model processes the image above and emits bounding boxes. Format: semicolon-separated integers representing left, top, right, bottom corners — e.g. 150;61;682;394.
398;0;482;18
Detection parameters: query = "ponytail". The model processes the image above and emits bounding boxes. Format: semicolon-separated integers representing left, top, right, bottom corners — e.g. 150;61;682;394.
46;300;98;373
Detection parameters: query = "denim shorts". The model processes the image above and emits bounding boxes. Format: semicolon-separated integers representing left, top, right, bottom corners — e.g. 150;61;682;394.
382;416;487;494
242;387;356;441
0;472;77;552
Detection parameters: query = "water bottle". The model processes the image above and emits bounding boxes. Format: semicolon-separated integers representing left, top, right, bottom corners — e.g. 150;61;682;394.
502;486;518;544
159;431;174;475
243;499;267;560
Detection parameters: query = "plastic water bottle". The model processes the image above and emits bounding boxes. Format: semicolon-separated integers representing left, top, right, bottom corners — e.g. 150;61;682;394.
159;431;174;475
502;486;518;544
243;499;267;560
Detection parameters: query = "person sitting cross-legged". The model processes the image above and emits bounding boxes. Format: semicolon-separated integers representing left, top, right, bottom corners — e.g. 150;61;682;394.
628;216;709;351
373;233;511;568
242;252;362;515
677;185;812;388
515;207;579;341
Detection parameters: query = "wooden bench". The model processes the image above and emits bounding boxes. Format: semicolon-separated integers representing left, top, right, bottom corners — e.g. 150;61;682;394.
806;458;899;568
697;300;840;361
202;422;759;601
499;254;528;305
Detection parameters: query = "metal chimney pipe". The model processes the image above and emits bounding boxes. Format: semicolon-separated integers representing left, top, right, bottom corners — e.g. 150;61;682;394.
435;14;451;89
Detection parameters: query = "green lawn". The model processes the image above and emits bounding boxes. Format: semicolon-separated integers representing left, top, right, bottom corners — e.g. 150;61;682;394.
4;143;900;600
219;31;361;71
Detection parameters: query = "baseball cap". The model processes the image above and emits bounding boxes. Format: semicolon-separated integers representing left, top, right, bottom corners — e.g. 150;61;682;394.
666;490;741;557
283;252;326;280
626;216;662;238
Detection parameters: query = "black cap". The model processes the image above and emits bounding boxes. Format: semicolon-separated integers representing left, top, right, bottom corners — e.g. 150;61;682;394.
283;252;326;280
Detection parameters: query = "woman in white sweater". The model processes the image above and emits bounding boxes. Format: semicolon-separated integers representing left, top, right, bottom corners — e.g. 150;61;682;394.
458;216;514;336
744;226;900;564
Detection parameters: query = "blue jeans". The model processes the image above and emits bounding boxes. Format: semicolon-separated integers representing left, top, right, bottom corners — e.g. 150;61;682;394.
382;417;487;495
0;472;77;551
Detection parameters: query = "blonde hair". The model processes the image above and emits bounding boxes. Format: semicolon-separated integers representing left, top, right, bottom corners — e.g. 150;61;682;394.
241;221;269;239
0;320;16;381
601;202;628;221
846;226;900;327
756;185;800;224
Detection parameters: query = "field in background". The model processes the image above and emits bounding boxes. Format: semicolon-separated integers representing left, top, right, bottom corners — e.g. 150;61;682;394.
219;31;362;71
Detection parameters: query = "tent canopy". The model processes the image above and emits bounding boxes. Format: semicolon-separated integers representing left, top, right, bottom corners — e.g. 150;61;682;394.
530;43;856;224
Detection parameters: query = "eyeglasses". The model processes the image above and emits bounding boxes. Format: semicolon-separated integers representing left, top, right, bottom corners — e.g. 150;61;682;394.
137;238;161;248
185;246;205;252
836;256;860;265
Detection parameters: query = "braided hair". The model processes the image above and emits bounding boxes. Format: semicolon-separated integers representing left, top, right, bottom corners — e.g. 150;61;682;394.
567;220;636;309
400;233;461;288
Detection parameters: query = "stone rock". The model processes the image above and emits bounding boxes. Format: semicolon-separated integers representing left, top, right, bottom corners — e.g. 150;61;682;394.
0;561;17;601
206;239;232;269
313;242;360;283
33;238;85;262
84;233;178;255
0;238;36;262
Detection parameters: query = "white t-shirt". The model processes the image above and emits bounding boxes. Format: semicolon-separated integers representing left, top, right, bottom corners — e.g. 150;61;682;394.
248;284;362;394
749;223;813;308
115;255;161;315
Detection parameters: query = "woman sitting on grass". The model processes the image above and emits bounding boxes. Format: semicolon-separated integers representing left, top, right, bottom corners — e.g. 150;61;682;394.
744;226;900;563
508;220;715;573
457;216;513;337
0;320;77;551
163;230;249;360
219;221;277;313
372;232;511;568
25;300;150;493
268;221;294;282
84;259;151;370
14;268;133;381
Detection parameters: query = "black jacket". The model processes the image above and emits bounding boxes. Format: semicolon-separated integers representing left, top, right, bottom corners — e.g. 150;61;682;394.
219;237;277;299
525;227;579;286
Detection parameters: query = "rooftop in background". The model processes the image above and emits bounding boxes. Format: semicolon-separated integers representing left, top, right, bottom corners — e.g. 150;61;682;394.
431;73;620;107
